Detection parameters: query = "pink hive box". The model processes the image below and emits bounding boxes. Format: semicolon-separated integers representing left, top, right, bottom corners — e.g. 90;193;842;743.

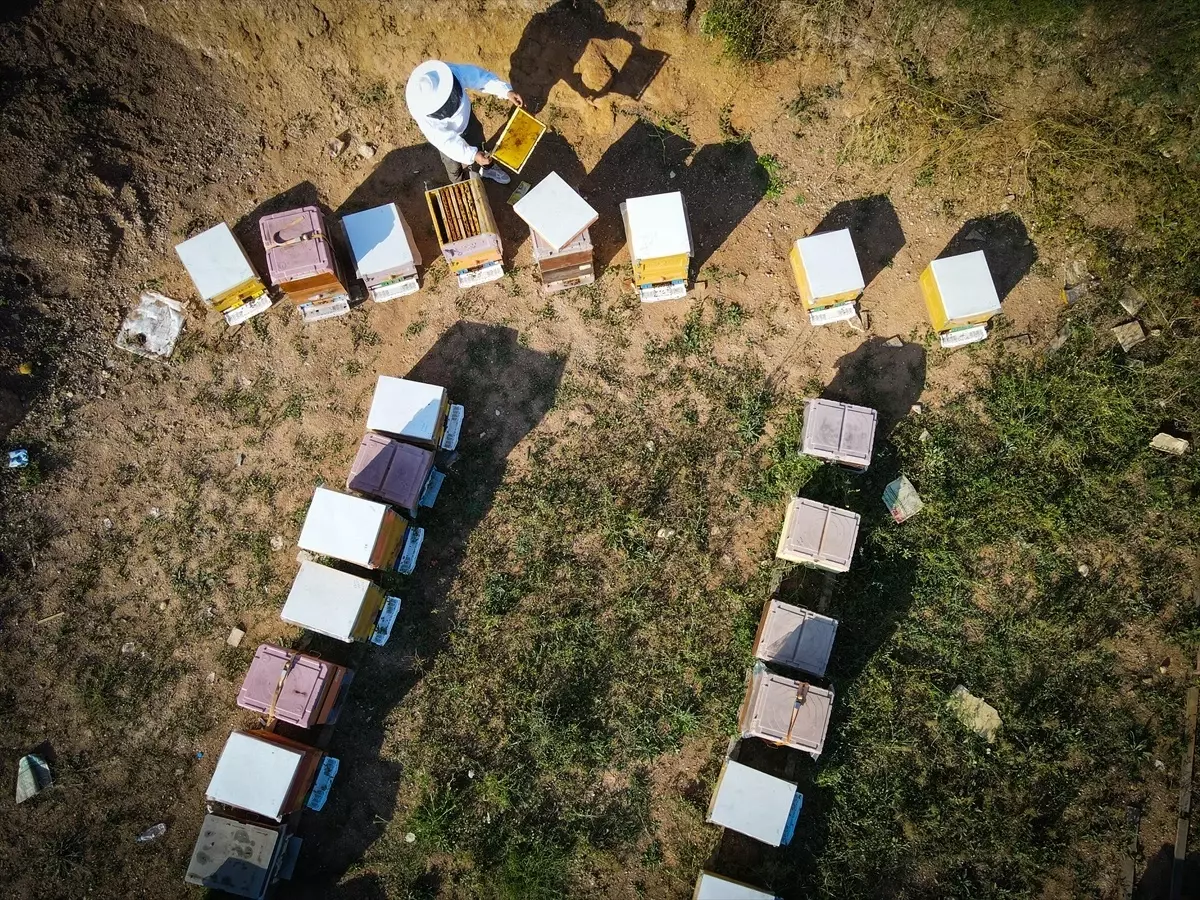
237;644;345;729
347;433;435;511
258;206;337;287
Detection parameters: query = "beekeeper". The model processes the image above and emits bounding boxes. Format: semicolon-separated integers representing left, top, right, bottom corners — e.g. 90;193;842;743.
406;60;523;185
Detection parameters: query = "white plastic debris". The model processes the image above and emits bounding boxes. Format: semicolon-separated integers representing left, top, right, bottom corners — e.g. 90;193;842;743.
947;685;1002;742
136;823;167;843
1150;433;1189;456
116;291;185;360
883;475;924;523
16;754;52;804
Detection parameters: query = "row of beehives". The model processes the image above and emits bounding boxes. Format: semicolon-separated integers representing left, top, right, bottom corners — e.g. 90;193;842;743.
181;375;465;898
693;397;878;900
173;166;1002;348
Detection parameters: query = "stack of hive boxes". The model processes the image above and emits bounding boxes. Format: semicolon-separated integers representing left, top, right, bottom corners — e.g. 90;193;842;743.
789;228;865;326
185;814;301;898
920;250;1001;348
621;191;692;302
259;206;351;323
175;223;272;327
425;171;503;289
512;172;598;294
341;203;422;302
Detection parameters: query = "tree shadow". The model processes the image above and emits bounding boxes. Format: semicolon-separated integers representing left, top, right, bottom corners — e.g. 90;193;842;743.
812;195;905;288
936;212;1037;302
583;119;766;274
288;322;566;898
508;0;669;115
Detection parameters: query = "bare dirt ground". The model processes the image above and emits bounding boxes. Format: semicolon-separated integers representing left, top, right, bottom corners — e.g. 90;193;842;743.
0;1;1113;898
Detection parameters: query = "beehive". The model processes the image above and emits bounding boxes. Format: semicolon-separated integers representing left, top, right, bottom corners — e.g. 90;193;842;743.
175;223;271;326
184;815;299;899
738;668;834;758
425;172;503;287
347;432;438;514
706;759;802;847
342;203;422;302
752;599;838;677
237;644;352;728
281;560;390;643
296;487;417;572
693;872;777;900
514;172;598;294
920;250;1001;334
789;229;864;311
775;498;860;572
205;731;324;821
531;227;594;293
259;206;351;322
366;375;463;452
801;398;877;469
621;192;692;301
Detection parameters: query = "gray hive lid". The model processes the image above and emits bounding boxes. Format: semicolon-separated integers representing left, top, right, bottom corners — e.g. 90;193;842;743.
801;398;877;467
775;498;860;572
185;814;284;898
753;600;838;677
740;669;834;758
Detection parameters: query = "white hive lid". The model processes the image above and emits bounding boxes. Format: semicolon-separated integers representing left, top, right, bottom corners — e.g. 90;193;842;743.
513;172;598;251
755;600;839;677
708;759;797;846
342;203;416;276
366;376;446;442
297;487;387;567
694;871;777;900
281;560;373;641
624;192;691;260
777;498;860;571
929;250;1001;320
206;732;302;820
795;229;864;298
802;398;877;467
175;223;257;301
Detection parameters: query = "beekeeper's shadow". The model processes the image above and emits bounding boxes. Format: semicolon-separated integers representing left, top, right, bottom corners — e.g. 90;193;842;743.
508;0;668;115
291;322;565;899
583;119;767;276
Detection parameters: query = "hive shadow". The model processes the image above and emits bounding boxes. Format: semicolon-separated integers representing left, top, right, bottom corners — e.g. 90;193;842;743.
936;212;1036;301
288;322;565;900
811;195;906;288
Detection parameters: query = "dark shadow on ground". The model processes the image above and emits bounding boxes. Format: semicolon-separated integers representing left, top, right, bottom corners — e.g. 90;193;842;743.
508;0;668;115
288;322;566;899
709;342;927;896
822;337;927;436
583;120;766;274
812;195;905;288
936;213;1036;301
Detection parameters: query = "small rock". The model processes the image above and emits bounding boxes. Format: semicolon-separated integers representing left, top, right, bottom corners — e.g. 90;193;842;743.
227;627;245;648
405;832;417;844
656;528;676;539
1155;759;1165;770
645;441;655;451
357;143;377;159
910;403;923;415
206;672;216;684
1111;321;1146;352
964;229;985;242
668;170;676;179
326;135;347;158
1047;325;1071;354
884;336;903;348
149;507;161;519
174;768;184;776
919;430;931;442
158;601;168;611
236;452;245;467
296;550;316;564
121;641;136;655
1078;564;1090;577
103;518;113;530
1120;285;1146;316
270;534;285;551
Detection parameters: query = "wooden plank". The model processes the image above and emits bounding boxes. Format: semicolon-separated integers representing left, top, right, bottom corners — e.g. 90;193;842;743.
1169;650;1200;900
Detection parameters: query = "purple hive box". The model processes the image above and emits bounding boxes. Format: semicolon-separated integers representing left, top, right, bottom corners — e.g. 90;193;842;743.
258;206;336;287
347;433;434;511
237;644;331;728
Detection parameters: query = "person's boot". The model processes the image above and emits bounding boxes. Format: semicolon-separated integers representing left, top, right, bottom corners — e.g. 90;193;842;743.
480;165;511;185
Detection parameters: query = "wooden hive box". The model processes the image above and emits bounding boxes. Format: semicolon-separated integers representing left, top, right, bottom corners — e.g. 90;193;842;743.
184;814;299;899
752;599;838;678
737;667;834;758
205;731;324;821
342;203;422;303
801;398;877;469
281;560;394;643
693;871;778;900
920;250;1001;340
237;644;352;728
621;192;692;301
296;487;421;573
775;497;860;573
789;229;865;311
425;172;503;287
175;223;272;326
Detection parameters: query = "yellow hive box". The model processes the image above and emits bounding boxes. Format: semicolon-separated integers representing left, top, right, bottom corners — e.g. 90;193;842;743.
920;251;1001;332
491;107;547;173
211;277;268;312
789;229;865;311
634;254;690;284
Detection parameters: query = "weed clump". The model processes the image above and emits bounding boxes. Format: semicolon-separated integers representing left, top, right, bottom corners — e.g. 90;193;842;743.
701;0;798;62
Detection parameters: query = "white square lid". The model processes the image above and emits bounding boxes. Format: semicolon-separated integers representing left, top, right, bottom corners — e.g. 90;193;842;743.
929;250;1001;319
342;204;416;276
802;398;877;466
624;192;691;260
281;559;373;640
297;487;388;567
366;376;446;442
513;172;599;251
206;732;303;820
755;600;839;677
777;498;860;571
175;223;257;301
708;759;797;846
795;229;864;298
694;872;776;900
